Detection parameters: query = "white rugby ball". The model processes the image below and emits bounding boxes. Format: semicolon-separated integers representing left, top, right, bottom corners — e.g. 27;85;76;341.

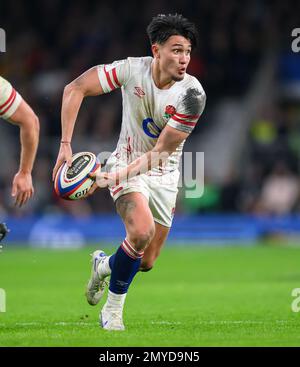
54;152;99;200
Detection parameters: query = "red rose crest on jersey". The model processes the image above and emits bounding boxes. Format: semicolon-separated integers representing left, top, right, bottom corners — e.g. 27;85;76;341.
164;105;176;119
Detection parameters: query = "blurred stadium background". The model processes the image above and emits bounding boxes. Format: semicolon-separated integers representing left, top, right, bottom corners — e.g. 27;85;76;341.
2;0;300;348
1;0;300;247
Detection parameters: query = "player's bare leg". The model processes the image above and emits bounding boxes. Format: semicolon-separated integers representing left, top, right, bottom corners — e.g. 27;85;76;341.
86;192;155;303
99;192;155;330
101;192;155;330
139;222;170;272
87;192;156;330
115;192;155;249
88;199;170;299
90;213;169;303
95;221;169;281
87;203;167;308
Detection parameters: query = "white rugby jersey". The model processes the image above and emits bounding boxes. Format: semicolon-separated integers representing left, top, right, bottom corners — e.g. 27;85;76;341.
0;76;22;120
97;57;206;173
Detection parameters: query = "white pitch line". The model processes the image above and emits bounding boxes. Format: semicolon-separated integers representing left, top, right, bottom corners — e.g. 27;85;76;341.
151;320;293;326
0;320;294;328
151;321;182;325
54;322;94;326
200;320;292;325
0;321;97;327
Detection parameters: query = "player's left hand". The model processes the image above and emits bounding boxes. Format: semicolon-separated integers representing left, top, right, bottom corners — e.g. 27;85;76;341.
11;171;34;207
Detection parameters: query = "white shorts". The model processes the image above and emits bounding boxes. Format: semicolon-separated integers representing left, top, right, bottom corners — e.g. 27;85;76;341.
106;154;180;227
0;76;22;120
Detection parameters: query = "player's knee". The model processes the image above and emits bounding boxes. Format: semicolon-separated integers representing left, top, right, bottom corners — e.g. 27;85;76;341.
130;226;155;251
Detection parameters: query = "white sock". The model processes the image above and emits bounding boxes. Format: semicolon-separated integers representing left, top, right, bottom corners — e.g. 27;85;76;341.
97;255;112;279
104;290;127;313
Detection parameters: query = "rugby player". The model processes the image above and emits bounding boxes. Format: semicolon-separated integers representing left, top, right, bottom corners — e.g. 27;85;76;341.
0;76;40;243
53;14;206;330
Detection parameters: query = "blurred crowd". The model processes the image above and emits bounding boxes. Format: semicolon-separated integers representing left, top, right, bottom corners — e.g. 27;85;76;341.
0;0;300;217
183;98;300;215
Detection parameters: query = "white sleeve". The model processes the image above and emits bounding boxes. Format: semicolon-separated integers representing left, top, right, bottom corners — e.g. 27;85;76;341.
167;85;206;134
97;58;131;94
0;76;22;120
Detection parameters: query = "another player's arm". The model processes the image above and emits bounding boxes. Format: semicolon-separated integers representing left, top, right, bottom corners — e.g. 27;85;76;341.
8;100;40;207
52;67;104;180
89;126;188;189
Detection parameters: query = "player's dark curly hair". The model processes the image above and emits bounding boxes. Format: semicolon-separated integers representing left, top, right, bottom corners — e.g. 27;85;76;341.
147;14;198;49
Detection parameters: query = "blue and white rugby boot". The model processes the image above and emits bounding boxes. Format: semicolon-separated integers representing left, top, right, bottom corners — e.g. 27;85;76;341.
85;250;108;305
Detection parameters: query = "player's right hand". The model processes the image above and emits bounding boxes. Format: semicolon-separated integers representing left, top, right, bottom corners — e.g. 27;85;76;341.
52;142;73;181
11;171;34;207
88;170;115;190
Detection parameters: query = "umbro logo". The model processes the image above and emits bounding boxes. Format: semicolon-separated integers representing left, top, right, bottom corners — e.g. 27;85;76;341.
116;280;128;287
134;86;145;98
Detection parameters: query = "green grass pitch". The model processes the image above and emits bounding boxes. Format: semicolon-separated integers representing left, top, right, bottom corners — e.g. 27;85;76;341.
0;244;300;346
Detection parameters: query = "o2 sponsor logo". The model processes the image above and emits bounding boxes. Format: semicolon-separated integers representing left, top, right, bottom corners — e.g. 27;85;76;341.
142;118;162;138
